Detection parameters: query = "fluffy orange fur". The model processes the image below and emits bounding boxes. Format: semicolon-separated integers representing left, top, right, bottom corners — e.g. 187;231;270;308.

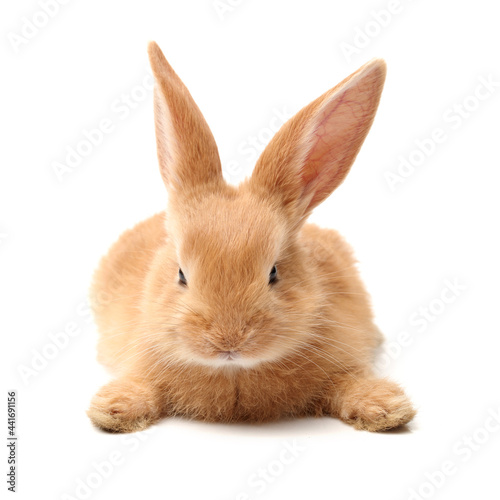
87;42;416;433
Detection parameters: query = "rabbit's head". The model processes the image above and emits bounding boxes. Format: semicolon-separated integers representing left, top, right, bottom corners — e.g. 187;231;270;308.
147;42;385;369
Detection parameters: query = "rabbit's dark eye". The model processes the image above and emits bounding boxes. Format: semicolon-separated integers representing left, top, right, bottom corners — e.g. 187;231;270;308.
269;265;278;284
178;268;187;286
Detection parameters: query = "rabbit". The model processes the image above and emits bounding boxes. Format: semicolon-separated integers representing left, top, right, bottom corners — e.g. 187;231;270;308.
87;41;416;433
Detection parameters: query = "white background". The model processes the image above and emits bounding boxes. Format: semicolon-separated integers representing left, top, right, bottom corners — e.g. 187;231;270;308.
2;0;500;499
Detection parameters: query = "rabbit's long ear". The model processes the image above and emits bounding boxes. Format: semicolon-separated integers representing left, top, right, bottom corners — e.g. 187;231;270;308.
250;59;386;222
148;42;223;193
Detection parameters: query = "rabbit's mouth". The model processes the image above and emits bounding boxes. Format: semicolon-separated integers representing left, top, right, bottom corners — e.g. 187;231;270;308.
218;350;240;361
185;344;267;369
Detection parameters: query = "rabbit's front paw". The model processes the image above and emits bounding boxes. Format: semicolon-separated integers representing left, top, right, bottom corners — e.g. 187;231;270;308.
335;378;416;432
88;379;161;433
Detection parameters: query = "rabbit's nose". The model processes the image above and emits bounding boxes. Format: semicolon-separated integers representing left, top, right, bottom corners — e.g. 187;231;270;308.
210;336;241;351
211;322;249;346
208;327;248;352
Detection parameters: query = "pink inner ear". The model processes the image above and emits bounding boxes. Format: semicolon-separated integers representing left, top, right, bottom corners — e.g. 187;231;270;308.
301;86;367;208
297;59;386;213
249;59;385;218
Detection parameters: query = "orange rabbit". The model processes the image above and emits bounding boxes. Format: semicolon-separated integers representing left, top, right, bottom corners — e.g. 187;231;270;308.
87;42;416;433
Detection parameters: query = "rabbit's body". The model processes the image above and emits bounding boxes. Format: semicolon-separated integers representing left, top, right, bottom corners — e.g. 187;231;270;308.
88;42;415;433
